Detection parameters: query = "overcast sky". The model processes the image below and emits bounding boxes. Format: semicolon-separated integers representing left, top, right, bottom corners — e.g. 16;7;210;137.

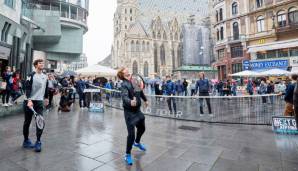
83;0;117;65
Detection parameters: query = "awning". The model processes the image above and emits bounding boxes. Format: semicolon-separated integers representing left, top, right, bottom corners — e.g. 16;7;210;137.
247;39;298;53
0;45;11;60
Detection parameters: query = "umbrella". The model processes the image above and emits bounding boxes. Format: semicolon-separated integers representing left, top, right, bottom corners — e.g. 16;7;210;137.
76;65;117;77
61;70;77;77
258;68;290;76
230;70;259;77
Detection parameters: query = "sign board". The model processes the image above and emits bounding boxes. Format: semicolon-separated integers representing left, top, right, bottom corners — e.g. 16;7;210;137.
243;60;250;70
0;45;11;60
290;57;298;67
272;116;298;134
258;39;265;44
89;103;104;113
250;60;288;71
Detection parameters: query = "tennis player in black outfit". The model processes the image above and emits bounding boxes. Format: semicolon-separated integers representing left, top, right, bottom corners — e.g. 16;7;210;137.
117;68;148;165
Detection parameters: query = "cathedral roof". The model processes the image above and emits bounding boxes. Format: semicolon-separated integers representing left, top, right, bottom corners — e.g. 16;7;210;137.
138;0;209;31
127;21;148;37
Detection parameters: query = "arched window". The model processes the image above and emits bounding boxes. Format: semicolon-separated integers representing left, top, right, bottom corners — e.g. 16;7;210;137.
216;29;220;41
216;10;219;22
177;44;183;67
289;7;298;24
220;27;224;40
154;44;158;73
160;44;166;66
257;15;265;32
163;32;167;40
146;42;150;52
256;0;263;8
219;8;223;21
277;10;286;27
132;61;138;74
157;31;161;39
233;22;239;40
144;62;149;77
232;2;238;15
131;40;135;52
175;32;178;40
142;41;145;51
130;8;132;14
136;41;140;51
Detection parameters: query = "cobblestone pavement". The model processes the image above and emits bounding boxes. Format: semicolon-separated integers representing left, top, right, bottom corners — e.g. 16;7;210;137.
0;105;297;171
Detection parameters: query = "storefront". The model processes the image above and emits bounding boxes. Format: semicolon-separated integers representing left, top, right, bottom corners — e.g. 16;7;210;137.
0;43;11;76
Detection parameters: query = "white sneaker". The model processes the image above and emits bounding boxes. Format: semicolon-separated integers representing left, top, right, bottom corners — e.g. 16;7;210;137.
3;103;9;107
7;103;13;106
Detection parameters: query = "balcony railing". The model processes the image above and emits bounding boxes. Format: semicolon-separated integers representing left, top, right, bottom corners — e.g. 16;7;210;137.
227;34;246;43
276;22;298;33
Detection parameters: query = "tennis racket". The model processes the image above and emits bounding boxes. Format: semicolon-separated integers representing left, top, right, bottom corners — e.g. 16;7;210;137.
130;74;145;92
29;107;45;130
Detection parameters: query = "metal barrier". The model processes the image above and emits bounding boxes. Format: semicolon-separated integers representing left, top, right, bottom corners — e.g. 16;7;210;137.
93;87;285;125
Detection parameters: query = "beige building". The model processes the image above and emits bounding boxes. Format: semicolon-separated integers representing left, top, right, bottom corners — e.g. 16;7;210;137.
211;0;298;79
112;0;209;78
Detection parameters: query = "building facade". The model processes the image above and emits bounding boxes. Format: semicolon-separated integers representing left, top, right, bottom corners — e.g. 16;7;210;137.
112;0;210;78
67;53;88;71
22;0;89;72
211;0;298;80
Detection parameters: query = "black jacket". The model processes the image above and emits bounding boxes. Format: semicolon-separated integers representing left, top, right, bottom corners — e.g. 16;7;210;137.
25;72;49;100
121;79;147;112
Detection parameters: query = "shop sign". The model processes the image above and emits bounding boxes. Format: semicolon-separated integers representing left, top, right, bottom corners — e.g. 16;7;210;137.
250;60;288;70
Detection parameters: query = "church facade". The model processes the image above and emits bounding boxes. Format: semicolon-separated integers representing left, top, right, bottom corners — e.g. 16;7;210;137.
112;0;209;78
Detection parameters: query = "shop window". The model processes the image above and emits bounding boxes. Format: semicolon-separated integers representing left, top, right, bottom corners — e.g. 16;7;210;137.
232;63;243;73
290;48;298;57
257;52;266;59
278;49;289;58
267;50;277;59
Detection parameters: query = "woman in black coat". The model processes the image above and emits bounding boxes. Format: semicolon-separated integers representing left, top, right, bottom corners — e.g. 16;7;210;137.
117;68;149;165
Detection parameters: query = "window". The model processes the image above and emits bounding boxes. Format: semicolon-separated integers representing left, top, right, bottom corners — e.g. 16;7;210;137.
231;46;243;58
220;27;224;40
216;29;220;41
277;11;286;27
130;17;133;21
278;49;289;58
132;61;138;74
256;0;263;8
175;32;178;40
136;41;140;51
257;52;266;59
142;41;145;51
1;22;11;42
147;42;150;52
289;7;298;24
130;8;132;14
163;32;167;40
157;32;161;39
257;16;265;32
216;11;219;22
160;44;166;65
4;0;14;8
219;8;223;21
290;48;298;57
125;8;127;14
232;2;238;15
232;63;242;73
144;62;149;77
267;50;277;59
125;25;127;29
131;40;135;52
153;31;156;39
233;22;239;40
217;49;225;59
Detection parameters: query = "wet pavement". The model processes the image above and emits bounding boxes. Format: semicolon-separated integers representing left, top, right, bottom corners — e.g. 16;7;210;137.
0;105;298;171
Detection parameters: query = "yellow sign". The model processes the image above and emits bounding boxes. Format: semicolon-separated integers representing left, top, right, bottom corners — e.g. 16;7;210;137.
258;39;265;44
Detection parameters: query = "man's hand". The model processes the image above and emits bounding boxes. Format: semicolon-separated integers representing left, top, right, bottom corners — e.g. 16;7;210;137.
144;101;149;108
44;99;49;107
27;100;33;109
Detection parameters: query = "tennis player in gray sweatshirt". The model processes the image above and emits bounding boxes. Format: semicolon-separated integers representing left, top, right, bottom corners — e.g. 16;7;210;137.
22;59;49;152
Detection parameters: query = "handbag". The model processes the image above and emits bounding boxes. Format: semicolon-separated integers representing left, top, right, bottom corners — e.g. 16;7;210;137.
0;81;7;90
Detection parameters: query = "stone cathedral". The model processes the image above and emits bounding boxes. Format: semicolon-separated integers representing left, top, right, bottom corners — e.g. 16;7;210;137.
112;0;209;77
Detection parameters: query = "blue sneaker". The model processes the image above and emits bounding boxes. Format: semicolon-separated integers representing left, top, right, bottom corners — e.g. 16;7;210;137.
22;139;34;149
34;141;42;152
133;143;146;151
124;154;133;165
